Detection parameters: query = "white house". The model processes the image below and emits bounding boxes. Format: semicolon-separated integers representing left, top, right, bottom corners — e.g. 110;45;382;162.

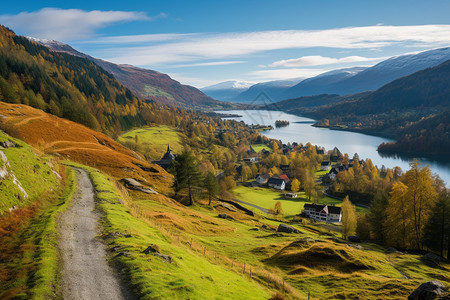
255;174;269;184
243;157;258;163
285;192;297;198
320;161;331;171
303;204;342;223
268;177;286;190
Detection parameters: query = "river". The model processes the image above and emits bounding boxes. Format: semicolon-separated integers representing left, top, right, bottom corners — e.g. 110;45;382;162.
216;110;450;185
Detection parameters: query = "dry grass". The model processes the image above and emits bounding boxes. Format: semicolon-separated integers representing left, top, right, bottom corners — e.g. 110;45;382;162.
0;102;172;193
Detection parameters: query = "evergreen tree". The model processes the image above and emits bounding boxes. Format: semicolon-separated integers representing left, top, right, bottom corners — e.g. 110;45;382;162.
204;171;219;206
423;191;450;258
170;149;202;206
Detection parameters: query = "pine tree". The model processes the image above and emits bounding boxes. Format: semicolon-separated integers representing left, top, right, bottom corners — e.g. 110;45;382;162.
170;149;202;206
204;171;219;206
423;191;450;258
341;196;357;239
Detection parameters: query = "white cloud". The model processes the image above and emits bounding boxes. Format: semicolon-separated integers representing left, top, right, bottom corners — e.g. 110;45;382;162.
167;61;244;68
268;55;386;67
0;8;157;41
98;25;450;66
247;68;327;82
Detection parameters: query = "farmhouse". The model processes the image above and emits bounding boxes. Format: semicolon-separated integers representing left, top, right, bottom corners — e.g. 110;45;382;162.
320;161;331;171
268;177;286;190
285;192;297;198
255;173;269;184
153;145;176;170
303;204;342;223
243;157;257;163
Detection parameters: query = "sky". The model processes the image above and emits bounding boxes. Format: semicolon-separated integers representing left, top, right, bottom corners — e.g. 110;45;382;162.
1;0;450;88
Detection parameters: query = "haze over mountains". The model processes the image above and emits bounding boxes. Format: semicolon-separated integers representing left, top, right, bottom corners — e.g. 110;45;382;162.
203;47;450;103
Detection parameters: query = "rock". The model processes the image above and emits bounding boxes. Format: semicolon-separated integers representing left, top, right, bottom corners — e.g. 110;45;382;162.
116;251;130;257
123;234;132;238
155;253;172;263
215;202;237;212
249;228;259;231
385;247;402;254
348;236;361;243
422;253;442;266
277;224;299;234
218;213;234;220
408;281;446;300
120;178;157;194
143;245;160;254
0;140;16;148
349;244;364;250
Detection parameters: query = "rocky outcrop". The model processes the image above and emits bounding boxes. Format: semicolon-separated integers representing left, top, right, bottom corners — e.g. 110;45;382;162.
0;150;28;199
408;281;446;300
218;213;234;220
143;244;172;263
0;140;16;148
277;224;299;234
120;178;157;194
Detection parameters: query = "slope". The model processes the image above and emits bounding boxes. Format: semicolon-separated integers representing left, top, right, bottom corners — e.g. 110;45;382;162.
0;102;172;193
30;37;230;109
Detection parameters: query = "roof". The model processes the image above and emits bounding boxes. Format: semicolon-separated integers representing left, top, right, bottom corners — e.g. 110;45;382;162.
304;204;341;214
162;145;175;160
278;174;290;182
268;177;285;185
321;161;331;166
256;173;269;180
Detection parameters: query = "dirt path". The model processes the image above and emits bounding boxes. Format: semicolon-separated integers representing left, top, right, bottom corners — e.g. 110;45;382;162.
58;168;133;300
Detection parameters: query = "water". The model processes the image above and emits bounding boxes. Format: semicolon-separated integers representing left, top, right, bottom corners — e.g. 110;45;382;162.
216;110;450;185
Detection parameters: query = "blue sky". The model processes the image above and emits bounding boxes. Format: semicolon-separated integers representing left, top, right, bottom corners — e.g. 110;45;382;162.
1;0;450;88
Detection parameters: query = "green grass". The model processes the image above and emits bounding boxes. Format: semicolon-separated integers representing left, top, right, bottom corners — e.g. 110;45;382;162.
0;167;76;299
70;163;272;300
251;144;271;153
118;125;184;159
142;85;175;100
0;132;59;214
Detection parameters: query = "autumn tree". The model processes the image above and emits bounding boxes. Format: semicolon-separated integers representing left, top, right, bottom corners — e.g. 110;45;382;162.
274;201;283;215
341;196;357;239
291;178;300;193
384;181;411;248
204;171;219;206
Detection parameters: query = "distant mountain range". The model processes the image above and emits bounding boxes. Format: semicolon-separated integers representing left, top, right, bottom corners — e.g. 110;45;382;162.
204;47;450;103
201;80;254;102
29;38;227;109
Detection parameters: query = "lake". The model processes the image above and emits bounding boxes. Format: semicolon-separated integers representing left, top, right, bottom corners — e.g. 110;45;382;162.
216;110;450;185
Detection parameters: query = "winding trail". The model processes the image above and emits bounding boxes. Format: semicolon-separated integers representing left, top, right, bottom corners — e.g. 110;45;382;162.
58;168;133;300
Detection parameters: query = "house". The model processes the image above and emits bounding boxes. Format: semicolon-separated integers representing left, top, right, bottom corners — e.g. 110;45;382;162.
243;157;257;163
153;145;176;170
285;192;297;198
255;174;269;185
328;164;349;180
268;177;286;190
277;174;290;183
316;146;325;155
320;161;331;171
303;204;342;223
279;164;290;173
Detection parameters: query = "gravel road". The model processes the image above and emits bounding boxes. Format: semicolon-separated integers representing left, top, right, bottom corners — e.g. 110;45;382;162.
58;168;133;300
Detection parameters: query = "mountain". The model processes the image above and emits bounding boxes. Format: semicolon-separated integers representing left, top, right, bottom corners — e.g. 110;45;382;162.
232;78;301;104
281;67;366;99
29;38;227;109
284;47;450;99
201;80;254;102
0;26;150;134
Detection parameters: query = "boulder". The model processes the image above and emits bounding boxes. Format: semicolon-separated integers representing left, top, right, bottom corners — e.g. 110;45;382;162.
277;224;299;234
348;236;361;243
215;202;237;212
408;281;446;300
143;245;160;254
120;178;157;194
155;253;172;263
421;253;442;266
385;247;402;254
0;140;16;148
249;228;259;231
218;213;234;220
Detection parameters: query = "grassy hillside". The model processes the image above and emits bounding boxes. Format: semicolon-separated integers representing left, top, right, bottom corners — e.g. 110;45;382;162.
0;131;60;214
0;102;172;193
118;125;185;160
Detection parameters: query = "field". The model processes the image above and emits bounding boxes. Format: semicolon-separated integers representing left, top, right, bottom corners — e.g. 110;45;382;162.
232;185;356;217
251;144;272;153
118;125;184;159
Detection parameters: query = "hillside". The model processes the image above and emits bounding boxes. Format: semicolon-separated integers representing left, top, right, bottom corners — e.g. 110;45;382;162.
30;38;230;109
0;102;172;193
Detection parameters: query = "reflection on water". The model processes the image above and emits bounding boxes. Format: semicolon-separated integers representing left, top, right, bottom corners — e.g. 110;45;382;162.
217;110;450;185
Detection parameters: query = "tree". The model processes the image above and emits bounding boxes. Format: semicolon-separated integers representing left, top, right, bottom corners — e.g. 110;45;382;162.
291;178;300;193
341;196;357;239
384;181;411;248
170;149;202;206
204;171;219;206
423;190;450;258
274;201;283;215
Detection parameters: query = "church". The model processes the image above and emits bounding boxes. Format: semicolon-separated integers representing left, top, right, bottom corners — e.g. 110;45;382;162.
153;145;176;170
